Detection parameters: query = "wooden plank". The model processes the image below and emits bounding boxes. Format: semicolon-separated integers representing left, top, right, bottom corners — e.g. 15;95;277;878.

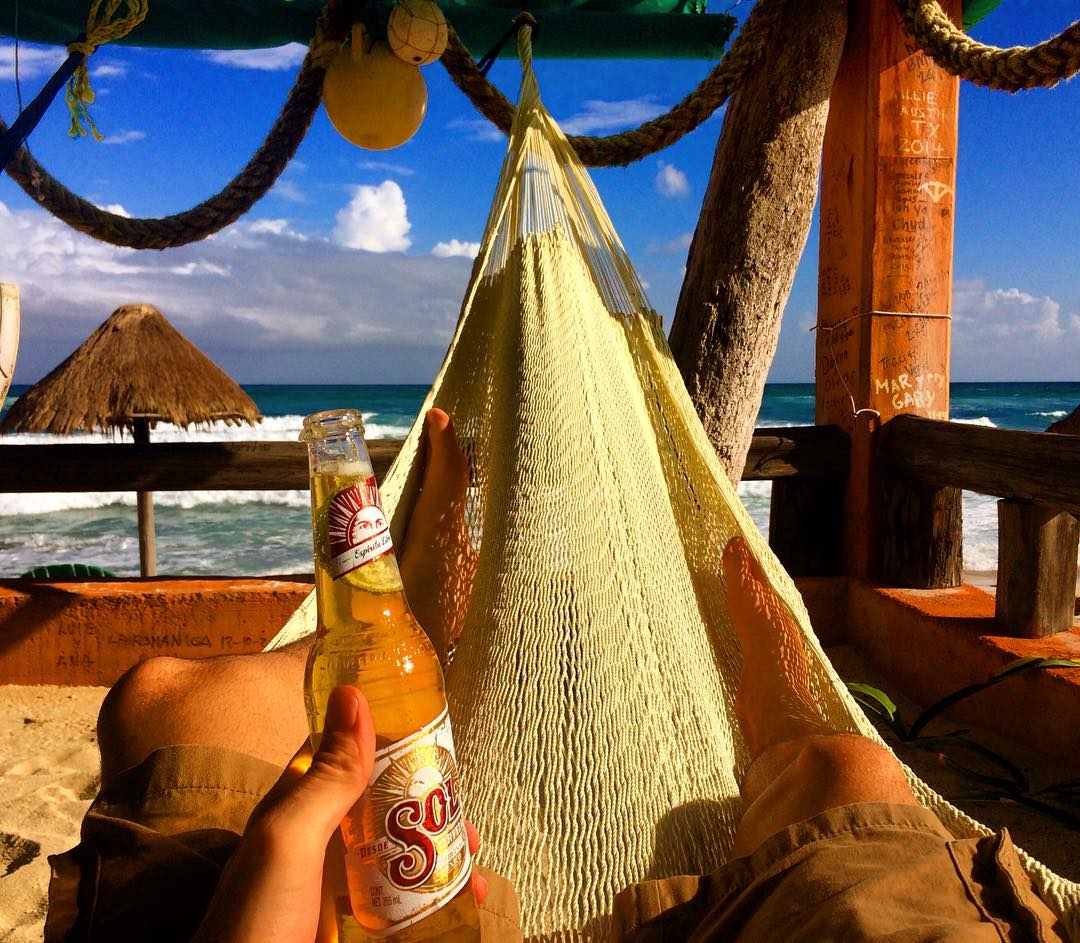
995;500;1079;638
816;0;961;578
880;415;1080;516
743;425;849;480
0;426;849;493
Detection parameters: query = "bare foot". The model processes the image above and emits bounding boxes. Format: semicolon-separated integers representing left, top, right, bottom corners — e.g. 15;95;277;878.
722;536;826;757
399;409;477;661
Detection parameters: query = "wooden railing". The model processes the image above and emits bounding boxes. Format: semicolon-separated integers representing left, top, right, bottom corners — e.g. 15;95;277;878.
0;426;850;492
5;419;1074;639
878;416;1080;639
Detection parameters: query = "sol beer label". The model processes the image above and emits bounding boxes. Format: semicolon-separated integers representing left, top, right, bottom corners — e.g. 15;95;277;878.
328;478;394;579
343;709;472;934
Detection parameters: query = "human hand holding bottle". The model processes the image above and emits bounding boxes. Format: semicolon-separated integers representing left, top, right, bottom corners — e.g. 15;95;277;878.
193;685;487;943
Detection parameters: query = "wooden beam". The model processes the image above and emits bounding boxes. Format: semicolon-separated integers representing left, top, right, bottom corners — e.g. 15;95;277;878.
0;426;848;494
995;500;1079;638
880;415;1080;517
816;0;962;580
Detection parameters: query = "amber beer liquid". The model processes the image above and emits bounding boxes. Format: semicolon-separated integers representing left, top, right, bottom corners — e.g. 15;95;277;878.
300;409;480;942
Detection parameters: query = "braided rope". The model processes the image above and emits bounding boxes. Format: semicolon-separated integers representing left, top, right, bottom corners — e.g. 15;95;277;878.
439;0;786;167
3;0;1075;248
1;0;349;249
896;0;1080;91
66;0;150;139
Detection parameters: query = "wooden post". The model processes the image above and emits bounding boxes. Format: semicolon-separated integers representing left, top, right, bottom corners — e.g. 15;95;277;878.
816;0;963;585
996;500;1078;637
132;418;157;577
669;0;847;484
0;285;19;405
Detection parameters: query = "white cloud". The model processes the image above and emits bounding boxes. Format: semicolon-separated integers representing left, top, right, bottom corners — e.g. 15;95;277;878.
655;161;690;198
333;181;411;253
202;44;307;71
92;62;127;79
560;98;665;135
101;130;145;145
359;160;415;177
93;202;131;218
951;278;1078;380
0;43;66;81
432;239;480;259
272;180;306;203
646;232;693;255
446;117;505;143
0;200;472;384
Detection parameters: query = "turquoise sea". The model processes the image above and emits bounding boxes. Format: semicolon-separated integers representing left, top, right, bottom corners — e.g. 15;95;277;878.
1;382;1077;578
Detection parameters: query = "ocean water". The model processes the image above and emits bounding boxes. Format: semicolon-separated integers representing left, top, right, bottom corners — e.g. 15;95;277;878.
1;382;1076;578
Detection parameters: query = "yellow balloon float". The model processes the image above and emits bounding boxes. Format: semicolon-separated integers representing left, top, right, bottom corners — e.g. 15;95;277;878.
322;24;427;151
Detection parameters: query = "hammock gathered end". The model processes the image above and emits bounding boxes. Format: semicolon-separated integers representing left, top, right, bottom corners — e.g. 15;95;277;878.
267;24;1080;942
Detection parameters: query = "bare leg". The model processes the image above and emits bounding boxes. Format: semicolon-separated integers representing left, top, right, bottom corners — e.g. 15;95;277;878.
97;409;475;784
723;536;917;858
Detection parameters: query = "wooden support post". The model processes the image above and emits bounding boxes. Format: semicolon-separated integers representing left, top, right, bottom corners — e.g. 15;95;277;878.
669;0;847;484
816;0;963;585
769;478;845;577
996;500;1079;637
132;418;157;578
881;479;963;587
0;284;18;405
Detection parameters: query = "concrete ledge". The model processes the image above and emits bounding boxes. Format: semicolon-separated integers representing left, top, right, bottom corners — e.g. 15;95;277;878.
2;576;1076;763
0;577;313;686
847;581;1080;761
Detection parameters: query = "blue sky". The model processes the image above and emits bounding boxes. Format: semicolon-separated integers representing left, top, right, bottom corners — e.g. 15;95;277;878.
1;2;1077;384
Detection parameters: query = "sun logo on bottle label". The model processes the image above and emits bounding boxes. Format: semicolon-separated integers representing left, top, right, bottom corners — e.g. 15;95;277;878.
342;709;472;932
328;478;394;578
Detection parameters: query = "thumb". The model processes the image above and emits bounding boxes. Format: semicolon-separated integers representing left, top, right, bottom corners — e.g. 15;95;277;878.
253;686;376;854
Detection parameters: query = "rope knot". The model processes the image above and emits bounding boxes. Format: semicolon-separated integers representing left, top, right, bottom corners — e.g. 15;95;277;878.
65;0;149;140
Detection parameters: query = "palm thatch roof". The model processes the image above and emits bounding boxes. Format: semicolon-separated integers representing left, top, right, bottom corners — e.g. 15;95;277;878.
0;303;261;435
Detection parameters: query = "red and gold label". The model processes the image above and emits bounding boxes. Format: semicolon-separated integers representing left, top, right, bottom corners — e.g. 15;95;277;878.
343;709;471;934
328;477;394;579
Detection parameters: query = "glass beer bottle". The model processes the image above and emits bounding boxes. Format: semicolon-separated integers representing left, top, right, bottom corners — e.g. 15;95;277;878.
300;409;480;942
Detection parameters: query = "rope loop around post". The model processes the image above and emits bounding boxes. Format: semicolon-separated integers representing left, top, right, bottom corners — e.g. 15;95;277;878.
895;0;1080;91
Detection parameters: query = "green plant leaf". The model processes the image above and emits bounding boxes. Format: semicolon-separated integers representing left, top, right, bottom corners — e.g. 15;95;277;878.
991;656;1080;681
846;682;898;719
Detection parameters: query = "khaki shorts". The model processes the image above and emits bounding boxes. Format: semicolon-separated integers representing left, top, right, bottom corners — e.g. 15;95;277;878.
47;746;1064;942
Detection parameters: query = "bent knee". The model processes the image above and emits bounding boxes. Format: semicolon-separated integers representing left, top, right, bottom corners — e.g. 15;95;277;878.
99;656;190;733
97;656;196;778
794;733;915;803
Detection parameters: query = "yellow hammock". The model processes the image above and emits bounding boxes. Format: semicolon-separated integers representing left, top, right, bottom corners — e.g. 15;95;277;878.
268;30;1080;942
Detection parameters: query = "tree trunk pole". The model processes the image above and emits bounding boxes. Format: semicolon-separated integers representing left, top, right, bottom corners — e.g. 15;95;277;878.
817;0;963;582
669;0;847;484
133;418;157;578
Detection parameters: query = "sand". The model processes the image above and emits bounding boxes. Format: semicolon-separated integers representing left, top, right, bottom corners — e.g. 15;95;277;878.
0;669;1076;940
0;685;107;943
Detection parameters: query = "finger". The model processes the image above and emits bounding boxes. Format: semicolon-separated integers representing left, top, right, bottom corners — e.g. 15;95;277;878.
465;819;481;855
253;686;376;851
471;869;489;905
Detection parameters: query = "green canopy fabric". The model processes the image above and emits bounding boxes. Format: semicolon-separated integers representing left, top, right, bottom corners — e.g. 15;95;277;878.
0;0;735;59
0;0;1005;58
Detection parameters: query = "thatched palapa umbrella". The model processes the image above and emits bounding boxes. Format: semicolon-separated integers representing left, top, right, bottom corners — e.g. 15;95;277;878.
1;303;261;576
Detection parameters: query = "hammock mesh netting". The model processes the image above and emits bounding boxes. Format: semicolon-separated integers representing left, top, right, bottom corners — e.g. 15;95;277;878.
268;32;1080;942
